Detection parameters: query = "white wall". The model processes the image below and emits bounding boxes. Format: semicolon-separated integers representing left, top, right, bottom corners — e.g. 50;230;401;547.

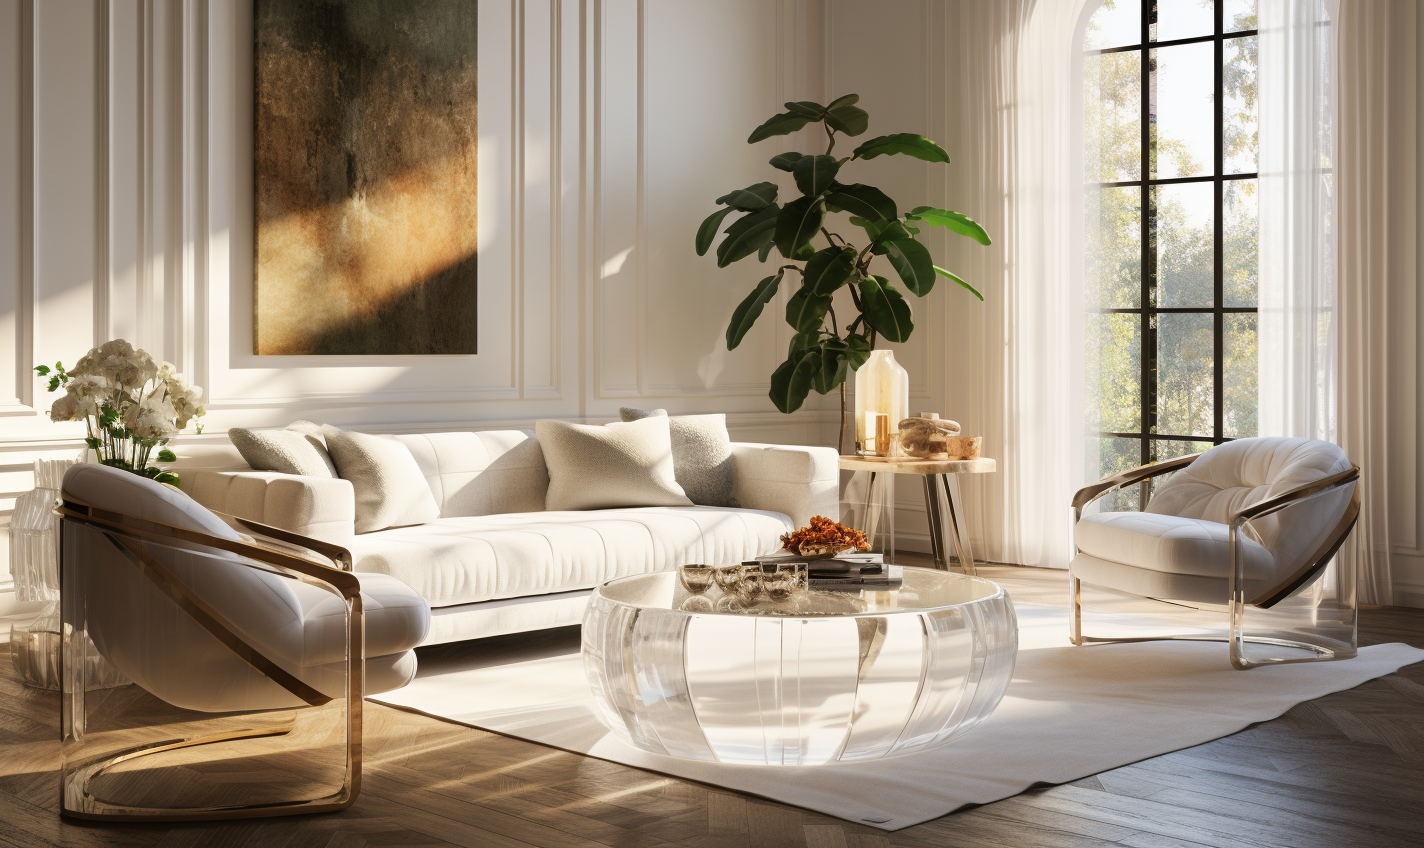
0;0;841;593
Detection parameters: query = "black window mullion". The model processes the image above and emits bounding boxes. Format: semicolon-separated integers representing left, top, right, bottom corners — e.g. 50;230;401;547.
1212;0;1225;446
1139;0;1156;507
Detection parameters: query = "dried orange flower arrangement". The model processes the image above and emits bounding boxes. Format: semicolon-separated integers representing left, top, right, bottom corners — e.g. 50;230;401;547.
780;515;871;557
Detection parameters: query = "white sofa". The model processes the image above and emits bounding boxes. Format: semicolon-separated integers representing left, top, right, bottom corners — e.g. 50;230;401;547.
185;429;839;646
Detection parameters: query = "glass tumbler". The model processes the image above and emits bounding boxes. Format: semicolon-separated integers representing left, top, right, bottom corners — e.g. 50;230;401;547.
679;564;714;595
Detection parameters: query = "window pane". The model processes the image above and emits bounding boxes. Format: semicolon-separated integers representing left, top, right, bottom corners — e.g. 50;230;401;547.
1085;0;1142;51
1150;42;1214;178
1224;35;1258;174
1156;312;1214;437
1087;187;1141;308
1154;182;1214;308
1224;0;1258;32
1154;0;1214;42
1151;438;1216;462
1087;436;1145;512
1224;313;1258;438
1087;313;1142;433
1223;178;1257;306
1085;51;1142;183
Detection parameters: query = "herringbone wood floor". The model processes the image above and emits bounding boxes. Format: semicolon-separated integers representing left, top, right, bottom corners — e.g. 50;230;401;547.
3;563;1423;848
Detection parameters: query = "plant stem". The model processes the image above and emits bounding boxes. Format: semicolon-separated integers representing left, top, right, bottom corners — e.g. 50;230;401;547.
838;382;848;455
824;121;836;155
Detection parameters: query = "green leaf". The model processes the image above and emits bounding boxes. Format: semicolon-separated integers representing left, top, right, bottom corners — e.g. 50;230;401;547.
811;342;848;395
824;183;897;221
906;206;993;246
34;365;49;376
862;219;913;249
748;111;811;143
717;204;780;268
826;93;860;111
48;377;60;392
825;103;870;136
757;239;775;262
790;242;817;261
784;100;826;118
793;155;840;198
883;238;936;296
726;272;783;350
156;448;178;463
788;330;821;358
852;133;951;163
859;276;914;343
774;196;826;259
802;246;857;295
769;350;819;414
716;181;779;211
844;335;873;369
84;437;102;449
154;470;181;487
785;284;833;333
769;152;806;172
934;265;984;300
695;207;734;256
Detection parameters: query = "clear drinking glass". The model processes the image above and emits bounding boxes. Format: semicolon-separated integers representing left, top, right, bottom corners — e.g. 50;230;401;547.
679;564;714;595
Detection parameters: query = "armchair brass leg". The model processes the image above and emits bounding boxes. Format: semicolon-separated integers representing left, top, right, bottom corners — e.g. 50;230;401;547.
61;719;358;822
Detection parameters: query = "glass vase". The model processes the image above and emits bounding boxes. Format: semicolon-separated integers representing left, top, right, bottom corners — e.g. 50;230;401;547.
853;349;909;455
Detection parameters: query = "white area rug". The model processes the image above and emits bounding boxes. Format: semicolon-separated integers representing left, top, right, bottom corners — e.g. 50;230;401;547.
373;603;1424;831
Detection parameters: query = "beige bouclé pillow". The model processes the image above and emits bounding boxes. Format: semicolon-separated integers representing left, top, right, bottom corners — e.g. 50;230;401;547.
323;429;441;533
228;420;338;478
535;417;694;511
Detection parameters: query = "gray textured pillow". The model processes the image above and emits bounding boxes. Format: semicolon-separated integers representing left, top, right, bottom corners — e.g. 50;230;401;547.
535;417;693;511
324;429;441;533
619;408;737;507
228;420;338;478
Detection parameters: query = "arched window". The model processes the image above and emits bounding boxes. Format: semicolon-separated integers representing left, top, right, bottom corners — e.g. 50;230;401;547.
1082;0;1260;509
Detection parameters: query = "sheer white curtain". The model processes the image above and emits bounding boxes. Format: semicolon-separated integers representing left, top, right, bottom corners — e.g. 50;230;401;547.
1257;0;1336;444
944;0;1092;569
1334;0;1413;606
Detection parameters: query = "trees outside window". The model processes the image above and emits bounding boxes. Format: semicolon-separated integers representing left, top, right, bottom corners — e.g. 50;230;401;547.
1083;0;1259;509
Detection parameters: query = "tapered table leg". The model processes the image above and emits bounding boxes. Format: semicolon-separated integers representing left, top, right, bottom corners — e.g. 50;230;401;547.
921;475;949;570
937;473;977;576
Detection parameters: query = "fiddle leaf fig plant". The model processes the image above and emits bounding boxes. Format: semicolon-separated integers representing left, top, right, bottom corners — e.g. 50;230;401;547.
697;94;991;448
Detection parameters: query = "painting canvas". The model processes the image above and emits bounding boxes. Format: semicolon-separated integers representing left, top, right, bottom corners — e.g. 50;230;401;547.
254;0;478;355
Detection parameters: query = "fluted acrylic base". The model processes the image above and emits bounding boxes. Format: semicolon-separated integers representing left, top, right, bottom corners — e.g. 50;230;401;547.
582;567;1017;765
10;605;129;691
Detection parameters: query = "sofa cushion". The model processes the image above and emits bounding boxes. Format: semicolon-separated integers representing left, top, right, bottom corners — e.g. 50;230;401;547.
347;506;792;608
536;417;693;510
619;408;737;508
392;430;548;517
325;430;441;533
228;421;338;478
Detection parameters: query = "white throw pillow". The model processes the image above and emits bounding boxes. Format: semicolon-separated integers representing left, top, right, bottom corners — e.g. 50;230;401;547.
535;417;693;511
228;420;338;478
324;430;441;533
618;408;737;507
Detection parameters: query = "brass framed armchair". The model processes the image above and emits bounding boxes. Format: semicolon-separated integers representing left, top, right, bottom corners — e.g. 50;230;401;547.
58;463;429;821
1069;437;1360;670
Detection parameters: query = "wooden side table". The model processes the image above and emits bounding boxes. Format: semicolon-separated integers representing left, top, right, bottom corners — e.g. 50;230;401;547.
839;456;997;575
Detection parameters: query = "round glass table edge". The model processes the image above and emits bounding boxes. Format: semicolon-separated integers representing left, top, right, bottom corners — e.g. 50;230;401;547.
592;565;1009;619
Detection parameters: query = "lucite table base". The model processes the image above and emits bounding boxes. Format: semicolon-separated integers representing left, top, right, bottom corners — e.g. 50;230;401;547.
582;569;1017;766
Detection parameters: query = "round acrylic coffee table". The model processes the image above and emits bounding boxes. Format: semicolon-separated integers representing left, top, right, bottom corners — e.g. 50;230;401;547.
581;566;1017;766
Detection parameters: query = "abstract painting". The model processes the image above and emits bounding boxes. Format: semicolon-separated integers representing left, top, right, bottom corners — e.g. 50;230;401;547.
254;0;478;355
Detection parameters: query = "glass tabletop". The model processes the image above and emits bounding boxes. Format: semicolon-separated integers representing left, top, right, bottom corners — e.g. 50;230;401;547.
595;566;1005;618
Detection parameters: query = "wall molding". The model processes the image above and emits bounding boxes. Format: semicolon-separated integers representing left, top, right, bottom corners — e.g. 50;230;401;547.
0;0;37;417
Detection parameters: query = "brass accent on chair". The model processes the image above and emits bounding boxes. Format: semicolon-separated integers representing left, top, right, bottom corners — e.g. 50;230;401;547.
1068;452;1362;670
56;497;365;822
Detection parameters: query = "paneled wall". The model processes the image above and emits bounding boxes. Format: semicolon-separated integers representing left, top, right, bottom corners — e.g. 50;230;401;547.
0;0;844;594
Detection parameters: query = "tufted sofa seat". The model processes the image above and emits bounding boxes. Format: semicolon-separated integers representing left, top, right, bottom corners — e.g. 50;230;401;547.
188;428;839;646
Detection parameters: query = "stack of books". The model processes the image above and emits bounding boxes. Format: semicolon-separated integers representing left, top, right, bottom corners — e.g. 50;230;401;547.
742;551;903;590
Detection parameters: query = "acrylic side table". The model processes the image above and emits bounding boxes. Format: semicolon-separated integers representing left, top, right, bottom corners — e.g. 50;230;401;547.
839;456;997;575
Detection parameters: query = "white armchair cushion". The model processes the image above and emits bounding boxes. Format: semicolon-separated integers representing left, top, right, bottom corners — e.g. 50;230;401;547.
1075;511;1274;580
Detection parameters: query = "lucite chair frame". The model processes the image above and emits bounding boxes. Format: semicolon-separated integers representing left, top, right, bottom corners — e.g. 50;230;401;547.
57;495;364;822
1068;452;1362;670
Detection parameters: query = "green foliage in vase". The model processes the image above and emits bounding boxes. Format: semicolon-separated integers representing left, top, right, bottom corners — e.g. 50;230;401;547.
697;94;992;414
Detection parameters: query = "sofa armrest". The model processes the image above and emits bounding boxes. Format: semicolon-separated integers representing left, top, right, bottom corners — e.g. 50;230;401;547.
731;442;839;528
187;470;356;546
